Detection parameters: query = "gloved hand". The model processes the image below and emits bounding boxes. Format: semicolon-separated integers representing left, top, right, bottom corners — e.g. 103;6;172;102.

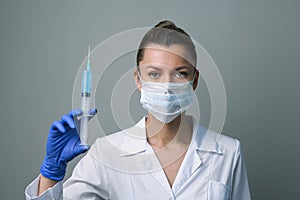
40;108;97;181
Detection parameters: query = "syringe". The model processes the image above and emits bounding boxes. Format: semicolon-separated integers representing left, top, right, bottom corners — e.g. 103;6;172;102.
80;45;92;145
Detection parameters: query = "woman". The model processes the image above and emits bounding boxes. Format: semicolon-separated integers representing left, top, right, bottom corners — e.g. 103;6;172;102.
25;20;251;199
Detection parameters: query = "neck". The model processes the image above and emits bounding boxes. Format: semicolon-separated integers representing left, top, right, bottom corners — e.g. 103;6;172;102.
146;113;192;149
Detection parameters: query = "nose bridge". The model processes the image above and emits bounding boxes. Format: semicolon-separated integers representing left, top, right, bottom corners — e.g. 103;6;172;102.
162;68;175;82
161;72;172;82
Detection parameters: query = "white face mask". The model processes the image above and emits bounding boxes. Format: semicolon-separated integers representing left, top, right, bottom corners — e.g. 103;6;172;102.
139;77;195;123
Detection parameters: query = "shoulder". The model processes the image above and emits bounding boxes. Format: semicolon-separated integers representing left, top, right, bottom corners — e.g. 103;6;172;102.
197;124;242;156
216;131;241;153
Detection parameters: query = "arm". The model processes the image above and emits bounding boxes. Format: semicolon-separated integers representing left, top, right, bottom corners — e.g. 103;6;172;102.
231;140;251;200
38;175;58;195
25;109;97;199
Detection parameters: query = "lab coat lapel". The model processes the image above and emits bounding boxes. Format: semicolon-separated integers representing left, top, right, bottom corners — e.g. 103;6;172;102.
118;117;174;197
172;118;223;194
171;147;202;194
124;120;174;197
119;117;147;156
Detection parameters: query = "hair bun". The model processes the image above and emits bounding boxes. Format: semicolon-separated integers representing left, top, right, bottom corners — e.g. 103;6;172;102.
154;20;177;29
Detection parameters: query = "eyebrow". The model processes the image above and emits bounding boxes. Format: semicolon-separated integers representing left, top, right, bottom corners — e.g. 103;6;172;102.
145;65;192;71
146;66;162;71
174;66;191;71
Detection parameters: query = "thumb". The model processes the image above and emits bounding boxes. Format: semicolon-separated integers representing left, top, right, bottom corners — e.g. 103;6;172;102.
73;144;90;157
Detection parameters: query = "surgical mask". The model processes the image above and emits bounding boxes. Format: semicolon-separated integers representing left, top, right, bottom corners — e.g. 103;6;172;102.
139;76;194;123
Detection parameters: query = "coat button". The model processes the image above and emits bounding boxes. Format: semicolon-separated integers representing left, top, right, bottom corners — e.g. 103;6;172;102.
141;158;151;170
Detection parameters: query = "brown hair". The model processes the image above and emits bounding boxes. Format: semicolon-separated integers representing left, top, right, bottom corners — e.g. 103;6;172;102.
136;20;197;69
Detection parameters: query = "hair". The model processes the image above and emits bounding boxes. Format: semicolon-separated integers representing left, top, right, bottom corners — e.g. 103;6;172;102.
136;20;197;69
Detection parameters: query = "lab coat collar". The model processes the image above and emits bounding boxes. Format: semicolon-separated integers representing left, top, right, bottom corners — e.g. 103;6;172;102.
120;117;147;156
119;116;223;156
190;118;223;155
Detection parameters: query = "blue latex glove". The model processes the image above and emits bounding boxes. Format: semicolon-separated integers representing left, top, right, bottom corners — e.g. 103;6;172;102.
40;108;97;181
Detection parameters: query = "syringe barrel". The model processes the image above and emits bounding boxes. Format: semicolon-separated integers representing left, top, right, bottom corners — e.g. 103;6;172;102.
80;116;89;145
80;95;91;145
81;70;92;95
80;70;92;145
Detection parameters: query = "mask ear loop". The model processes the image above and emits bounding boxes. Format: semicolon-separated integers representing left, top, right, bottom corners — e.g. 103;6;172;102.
137;69;143;83
190;67;198;90
189;67;197;83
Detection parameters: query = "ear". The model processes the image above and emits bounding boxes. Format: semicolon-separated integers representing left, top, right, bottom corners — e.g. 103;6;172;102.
192;69;199;90
134;70;142;91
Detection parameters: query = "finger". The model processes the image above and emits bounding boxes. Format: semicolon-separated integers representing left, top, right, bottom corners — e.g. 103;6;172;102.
50;121;66;133
88;108;98;121
89;108;97;116
69;109;83;118
61;114;75;129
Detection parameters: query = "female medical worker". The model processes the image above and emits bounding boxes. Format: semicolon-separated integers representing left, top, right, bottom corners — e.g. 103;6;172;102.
25;21;251;200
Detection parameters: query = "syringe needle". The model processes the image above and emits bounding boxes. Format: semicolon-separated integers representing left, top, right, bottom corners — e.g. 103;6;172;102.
87;45;91;70
88;45;90;60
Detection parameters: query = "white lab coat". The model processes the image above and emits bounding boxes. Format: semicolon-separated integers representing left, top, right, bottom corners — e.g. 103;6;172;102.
25;116;251;200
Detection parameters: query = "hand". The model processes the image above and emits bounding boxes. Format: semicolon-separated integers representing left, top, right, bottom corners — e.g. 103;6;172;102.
40;108;97;181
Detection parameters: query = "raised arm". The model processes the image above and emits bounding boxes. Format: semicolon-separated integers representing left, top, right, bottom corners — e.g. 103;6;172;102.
38;109;97;195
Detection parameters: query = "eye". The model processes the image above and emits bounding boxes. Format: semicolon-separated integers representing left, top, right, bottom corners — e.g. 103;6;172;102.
175;72;188;79
148;72;160;79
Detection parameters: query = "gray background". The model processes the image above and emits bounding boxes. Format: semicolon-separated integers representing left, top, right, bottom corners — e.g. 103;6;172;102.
0;0;299;199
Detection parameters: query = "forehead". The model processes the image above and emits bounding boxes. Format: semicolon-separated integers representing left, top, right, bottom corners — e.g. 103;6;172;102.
139;44;194;69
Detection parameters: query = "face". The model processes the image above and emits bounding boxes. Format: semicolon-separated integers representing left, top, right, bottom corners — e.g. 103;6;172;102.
134;44;199;91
